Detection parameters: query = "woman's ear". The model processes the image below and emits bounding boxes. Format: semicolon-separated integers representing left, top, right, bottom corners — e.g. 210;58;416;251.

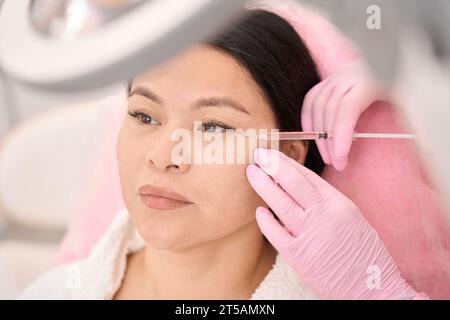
279;141;308;165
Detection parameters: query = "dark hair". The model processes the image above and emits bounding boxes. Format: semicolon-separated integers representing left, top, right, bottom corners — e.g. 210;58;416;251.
127;9;325;175
206;9;325;175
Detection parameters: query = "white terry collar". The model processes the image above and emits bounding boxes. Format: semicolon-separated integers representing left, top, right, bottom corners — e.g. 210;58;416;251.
86;208;316;300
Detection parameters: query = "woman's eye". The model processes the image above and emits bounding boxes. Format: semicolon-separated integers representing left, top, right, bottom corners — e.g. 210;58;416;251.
128;111;160;126
201;122;233;134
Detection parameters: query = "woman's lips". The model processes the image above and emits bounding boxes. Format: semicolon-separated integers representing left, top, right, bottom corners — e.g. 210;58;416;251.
139;194;192;210
138;184;193;211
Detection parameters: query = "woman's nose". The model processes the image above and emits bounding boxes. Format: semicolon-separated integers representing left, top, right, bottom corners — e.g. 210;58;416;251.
144;127;191;174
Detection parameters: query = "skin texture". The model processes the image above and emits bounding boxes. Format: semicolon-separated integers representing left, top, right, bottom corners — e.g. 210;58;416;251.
114;45;307;299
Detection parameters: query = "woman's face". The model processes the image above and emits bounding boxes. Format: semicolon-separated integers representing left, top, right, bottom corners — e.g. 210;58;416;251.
117;45;290;250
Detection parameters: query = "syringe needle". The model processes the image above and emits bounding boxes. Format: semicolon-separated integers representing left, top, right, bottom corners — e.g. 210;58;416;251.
263;131;416;140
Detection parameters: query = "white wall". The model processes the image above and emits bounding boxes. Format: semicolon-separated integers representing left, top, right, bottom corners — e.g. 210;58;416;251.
0;74;123;140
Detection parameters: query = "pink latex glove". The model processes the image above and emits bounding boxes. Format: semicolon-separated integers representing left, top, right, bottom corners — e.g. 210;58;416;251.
246;148;429;300
302;59;385;170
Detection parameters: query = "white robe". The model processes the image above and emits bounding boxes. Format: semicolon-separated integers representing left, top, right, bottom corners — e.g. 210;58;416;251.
18;208;317;299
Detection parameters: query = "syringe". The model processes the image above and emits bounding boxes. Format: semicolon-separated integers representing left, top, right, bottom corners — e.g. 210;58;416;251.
258;131;416;141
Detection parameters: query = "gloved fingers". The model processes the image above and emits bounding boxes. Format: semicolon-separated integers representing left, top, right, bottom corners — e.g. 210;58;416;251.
246;163;305;235
253;148;323;210
282;152;338;197
255;206;294;252
304;76;348;166
332;84;372;170
301;80;327;133
312;85;334;164
322;87;342;167
325;85;353;170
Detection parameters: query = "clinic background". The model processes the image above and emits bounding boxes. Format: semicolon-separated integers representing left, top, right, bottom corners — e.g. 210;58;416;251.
0;73;124;298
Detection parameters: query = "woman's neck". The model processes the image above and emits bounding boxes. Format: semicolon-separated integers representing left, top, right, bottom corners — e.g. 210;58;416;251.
118;220;277;299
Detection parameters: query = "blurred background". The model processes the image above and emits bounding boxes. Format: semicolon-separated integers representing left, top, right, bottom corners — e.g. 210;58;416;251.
0;75;122;298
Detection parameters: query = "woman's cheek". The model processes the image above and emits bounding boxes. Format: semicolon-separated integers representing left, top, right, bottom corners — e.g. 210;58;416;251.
117;125;144;164
116;128;142;198
210;164;262;222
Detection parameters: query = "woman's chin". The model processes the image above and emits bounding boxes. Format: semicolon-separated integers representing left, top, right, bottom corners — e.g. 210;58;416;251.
137;221;197;250
144;238;183;250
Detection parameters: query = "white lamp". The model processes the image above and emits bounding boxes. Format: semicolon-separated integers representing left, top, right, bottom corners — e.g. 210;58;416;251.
0;0;245;91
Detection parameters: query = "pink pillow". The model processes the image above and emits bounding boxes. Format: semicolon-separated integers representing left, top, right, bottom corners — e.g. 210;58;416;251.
56;2;450;299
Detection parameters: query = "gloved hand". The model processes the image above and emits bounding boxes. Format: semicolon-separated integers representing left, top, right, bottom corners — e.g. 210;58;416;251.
246;148;429;299
301;59;385;170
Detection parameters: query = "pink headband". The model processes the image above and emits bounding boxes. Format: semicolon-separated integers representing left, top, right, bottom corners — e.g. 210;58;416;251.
250;0;360;79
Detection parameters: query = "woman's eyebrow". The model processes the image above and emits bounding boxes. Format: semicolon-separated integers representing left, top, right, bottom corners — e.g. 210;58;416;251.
193;97;250;115
129;85;250;115
129;86;163;105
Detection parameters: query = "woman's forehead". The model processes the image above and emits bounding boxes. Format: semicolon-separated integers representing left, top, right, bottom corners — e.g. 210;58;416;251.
131;46;270;113
134;46;248;87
